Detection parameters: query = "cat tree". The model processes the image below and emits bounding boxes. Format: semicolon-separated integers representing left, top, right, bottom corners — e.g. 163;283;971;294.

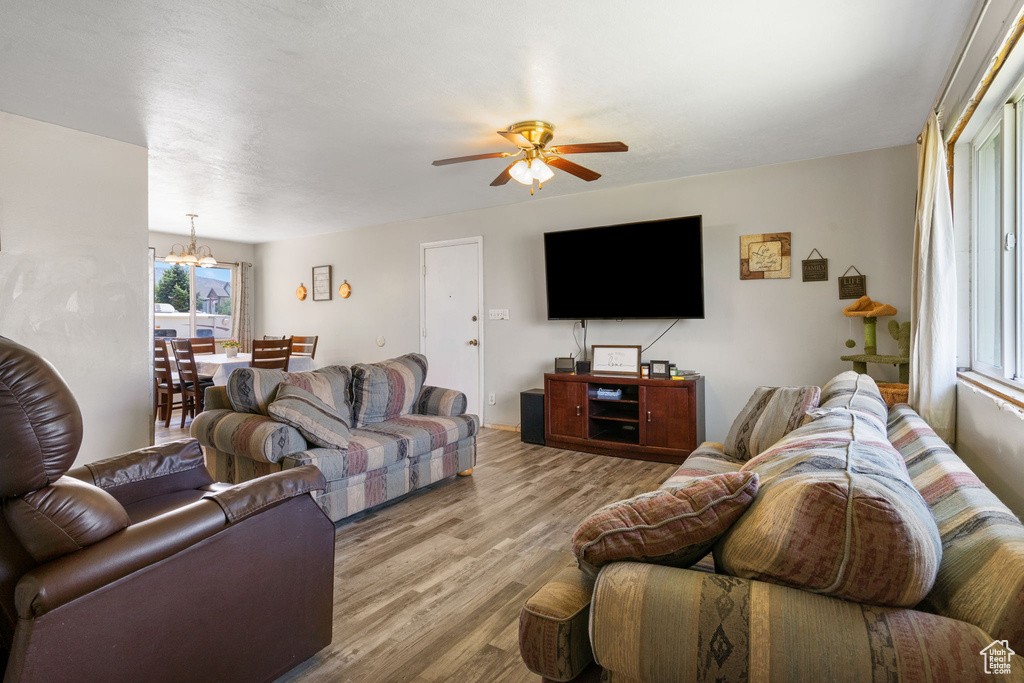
839;296;910;405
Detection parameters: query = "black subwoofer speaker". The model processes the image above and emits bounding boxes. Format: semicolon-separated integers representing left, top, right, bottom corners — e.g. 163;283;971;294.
520;388;545;445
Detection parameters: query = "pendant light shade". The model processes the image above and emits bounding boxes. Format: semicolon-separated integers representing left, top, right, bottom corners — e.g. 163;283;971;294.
166;214;217;267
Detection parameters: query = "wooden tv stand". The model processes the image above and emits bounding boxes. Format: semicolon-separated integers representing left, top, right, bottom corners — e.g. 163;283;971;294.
544;372;705;464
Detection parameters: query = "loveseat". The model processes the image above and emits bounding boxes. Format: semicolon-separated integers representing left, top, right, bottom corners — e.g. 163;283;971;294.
519;372;1024;682
191;353;478;523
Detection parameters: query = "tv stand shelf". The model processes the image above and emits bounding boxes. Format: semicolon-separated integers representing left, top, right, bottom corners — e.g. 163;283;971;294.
544;373;705;464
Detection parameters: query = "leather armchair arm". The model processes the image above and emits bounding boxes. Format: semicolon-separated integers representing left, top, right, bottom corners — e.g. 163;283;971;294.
15;498;227;618
203;465;326;523
66;439;214;506
414;385;468;416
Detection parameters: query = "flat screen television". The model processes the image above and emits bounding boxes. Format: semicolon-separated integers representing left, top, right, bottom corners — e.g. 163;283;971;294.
544;215;704;320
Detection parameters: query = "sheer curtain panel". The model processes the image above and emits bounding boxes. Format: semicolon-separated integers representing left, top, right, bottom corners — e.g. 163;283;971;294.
231;262;253;353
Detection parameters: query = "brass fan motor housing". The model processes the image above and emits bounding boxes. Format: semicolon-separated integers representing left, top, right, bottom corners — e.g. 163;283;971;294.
507;121;555;148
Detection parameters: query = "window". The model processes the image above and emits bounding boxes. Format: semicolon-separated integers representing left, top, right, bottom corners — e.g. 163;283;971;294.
970;99;1023;387
154;260;233;340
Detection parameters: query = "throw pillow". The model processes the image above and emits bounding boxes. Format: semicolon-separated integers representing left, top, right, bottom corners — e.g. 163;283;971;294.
724;385;820;460
351;353;428;427
227;365;353;423
571;471;759;578
715;408;942;608
268;383;351;449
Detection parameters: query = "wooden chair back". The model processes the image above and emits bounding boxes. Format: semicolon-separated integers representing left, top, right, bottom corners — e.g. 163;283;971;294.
251;338;292;371
290;335;318;359
189;337;216;355
263;335;287;340
170;339;204;387
154;339;175;384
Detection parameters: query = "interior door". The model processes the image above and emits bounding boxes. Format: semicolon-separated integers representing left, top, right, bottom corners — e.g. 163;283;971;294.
421;239;483;418
642;385;692;450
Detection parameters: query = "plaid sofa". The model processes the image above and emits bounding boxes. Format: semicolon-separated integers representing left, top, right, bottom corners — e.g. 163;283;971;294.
519;402;1024;682
191;357;477;523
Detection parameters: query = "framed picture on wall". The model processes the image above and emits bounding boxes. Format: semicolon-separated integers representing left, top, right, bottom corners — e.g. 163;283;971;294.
312;265;332;301
591;345;642;376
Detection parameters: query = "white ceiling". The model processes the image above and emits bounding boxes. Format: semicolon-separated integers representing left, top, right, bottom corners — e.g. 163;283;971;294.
1;1;975;243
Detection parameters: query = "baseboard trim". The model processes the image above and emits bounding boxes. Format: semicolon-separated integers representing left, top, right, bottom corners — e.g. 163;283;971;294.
484;423;520;432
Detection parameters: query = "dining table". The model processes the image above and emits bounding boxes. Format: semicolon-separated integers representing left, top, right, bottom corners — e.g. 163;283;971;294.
194;353;314;385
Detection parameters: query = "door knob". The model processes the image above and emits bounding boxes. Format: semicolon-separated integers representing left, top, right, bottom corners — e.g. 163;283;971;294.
471;315;478;322
468;339;478;346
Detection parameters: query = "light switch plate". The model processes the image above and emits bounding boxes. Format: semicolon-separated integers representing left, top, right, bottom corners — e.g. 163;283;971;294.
488;309;510;320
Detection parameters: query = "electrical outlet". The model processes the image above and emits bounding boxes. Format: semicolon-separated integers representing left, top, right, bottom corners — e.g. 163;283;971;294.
488;392;496;405
499;308;510;320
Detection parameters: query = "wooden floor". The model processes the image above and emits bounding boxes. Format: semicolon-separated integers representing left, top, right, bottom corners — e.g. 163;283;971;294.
155;413;678;682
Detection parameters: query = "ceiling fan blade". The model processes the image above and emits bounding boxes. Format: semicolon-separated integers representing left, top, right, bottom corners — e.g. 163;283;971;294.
432;151;511;166
497;130;535;149
547;156;601;182
490;160;519;186
547;141;628;155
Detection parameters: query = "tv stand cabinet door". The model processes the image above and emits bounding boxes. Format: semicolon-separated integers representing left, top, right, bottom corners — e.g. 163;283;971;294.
641;385;692;451
546;379;586;439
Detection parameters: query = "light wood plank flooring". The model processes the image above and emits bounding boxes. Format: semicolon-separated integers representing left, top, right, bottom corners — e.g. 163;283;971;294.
156;414;678;682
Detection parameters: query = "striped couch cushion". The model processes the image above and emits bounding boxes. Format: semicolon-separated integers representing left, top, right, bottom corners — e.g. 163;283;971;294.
268;383;351;449
661;442;743;488
889;403;1024;646
226;365;353;423
285;413;479;483
351;353;428;427
818;370;889;433
190;409;308;463
572;472;759;577
724;385;820;459
519;565;596;682
414;385;468;416
717;407;942;607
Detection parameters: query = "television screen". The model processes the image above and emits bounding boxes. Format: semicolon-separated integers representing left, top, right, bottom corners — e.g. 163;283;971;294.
544;216;704;320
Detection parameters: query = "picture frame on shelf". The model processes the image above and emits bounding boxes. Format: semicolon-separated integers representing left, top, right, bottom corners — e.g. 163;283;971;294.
312;265;332;301
649;360;672;379
591;345;642;376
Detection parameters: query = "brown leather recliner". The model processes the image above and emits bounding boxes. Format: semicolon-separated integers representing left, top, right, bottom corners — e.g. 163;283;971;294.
0;336;335;683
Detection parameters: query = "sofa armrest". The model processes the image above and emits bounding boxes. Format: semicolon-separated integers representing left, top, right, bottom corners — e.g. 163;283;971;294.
204;385;231;410
518;564;596;682
191;409;308;463
414;385;468;416
203;465;326;523
591;562;998;682
66;439;214;506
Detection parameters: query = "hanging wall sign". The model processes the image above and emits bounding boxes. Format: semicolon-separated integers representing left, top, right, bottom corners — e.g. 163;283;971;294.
838;266;867;299
801;248;829;282
740;232;791;280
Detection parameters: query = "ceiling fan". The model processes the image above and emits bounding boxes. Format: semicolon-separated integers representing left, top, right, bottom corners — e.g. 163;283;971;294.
432;121;628;194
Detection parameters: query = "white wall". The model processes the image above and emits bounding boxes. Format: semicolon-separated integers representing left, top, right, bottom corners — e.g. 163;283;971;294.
255;145;916;438
0;111;150;465
956;382;1024;516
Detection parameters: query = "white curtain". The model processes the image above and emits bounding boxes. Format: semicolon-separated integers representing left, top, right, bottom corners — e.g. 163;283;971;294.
910;111;957;442
230;262;253;353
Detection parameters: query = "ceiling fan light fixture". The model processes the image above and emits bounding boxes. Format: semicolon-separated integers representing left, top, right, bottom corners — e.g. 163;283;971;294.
531;159;554;183
509;159;534;185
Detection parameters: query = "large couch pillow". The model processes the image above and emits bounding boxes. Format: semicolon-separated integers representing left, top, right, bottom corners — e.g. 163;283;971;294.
724;386;820;460
571;471;759;578
715;400;942;608
268;383;351;449
351;353;428;427
227;365;353;424
817;370;889;433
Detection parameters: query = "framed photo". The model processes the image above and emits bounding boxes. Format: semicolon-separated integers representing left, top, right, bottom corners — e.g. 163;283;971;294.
312;265;332;301
649;360;672;379
591;345;642;376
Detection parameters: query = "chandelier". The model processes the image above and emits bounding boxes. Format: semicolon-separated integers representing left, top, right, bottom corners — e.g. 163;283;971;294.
165;214;217;267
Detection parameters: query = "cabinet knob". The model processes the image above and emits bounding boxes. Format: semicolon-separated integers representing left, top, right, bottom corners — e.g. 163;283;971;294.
468;339;479;346
647;411;653;422
577;405;582;416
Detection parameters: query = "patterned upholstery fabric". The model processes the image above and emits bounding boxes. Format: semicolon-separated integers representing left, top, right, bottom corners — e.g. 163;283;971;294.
889;404;1024;646
724;386;820;460
818;370;889;433
190;409;308;463
226;365;353;422
718;405;942;607
518;565;596;682
268;383;351;449
591;562;1012;683
571;472;758;577
414;385;468;416
351;353;428;427
661;442;743;488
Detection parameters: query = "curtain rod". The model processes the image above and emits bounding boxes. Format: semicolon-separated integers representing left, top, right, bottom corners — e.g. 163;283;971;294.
934;0;994;114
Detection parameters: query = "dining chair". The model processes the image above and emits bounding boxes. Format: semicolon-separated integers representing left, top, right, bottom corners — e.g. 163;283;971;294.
189;337;217;355
291;335;318;359
251;337;293;371
153;339;180;428
263;335;287;340
169;339;216;427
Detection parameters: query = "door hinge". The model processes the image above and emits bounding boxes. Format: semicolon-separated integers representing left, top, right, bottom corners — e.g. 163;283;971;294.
1006;233;1017;251
422;327;427;338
